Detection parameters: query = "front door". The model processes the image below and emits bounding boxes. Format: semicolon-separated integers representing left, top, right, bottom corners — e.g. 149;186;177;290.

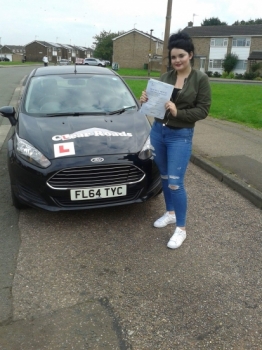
200;58;206;73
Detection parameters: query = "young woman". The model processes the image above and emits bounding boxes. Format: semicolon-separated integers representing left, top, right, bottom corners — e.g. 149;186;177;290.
140;32;211;249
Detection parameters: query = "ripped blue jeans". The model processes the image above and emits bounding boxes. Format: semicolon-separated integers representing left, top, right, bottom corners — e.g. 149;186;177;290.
150;121;194;227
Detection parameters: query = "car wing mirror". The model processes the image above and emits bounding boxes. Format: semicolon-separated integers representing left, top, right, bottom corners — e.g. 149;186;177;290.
0;106;17;126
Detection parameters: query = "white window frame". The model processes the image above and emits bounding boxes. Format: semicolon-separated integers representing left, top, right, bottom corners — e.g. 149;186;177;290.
209;59;224;69
210;38;228;47
232;37;251;47
234;60;248;70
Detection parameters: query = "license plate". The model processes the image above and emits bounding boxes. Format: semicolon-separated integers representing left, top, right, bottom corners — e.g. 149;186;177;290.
70;185;127;201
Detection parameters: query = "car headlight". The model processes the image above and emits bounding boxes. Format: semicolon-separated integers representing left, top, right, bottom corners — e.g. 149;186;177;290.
15;134;51;168
138;136;152;160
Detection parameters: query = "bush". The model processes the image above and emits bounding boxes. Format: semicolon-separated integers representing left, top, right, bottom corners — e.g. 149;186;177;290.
235;73;244;80
250;62;262;73
222;53;238;74
221;71;228;78
243;71;257;80
213;71;221;78
254;76;262;81
228;72;235;79
205;71;213;77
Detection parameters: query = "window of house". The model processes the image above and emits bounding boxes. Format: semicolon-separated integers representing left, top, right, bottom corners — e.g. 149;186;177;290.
210;38;228;47
209;59;223;69
232;38;251;47
234;60;247;70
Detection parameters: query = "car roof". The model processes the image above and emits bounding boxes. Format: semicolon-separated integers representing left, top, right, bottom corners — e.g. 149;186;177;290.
32;65;116;76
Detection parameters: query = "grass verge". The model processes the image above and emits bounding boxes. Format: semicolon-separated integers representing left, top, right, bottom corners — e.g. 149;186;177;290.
117;68;160;77
0;61;41;66
125;79;262;129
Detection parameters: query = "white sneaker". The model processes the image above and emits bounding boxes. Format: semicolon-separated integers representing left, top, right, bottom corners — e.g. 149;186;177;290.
167;227;186;249
153;212;176;228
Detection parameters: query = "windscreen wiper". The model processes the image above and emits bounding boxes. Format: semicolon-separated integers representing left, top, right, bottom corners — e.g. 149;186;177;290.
46;112;105;117
108;105;137;115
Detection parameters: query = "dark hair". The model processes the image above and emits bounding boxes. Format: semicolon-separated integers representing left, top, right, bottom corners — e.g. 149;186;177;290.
168;32;195;67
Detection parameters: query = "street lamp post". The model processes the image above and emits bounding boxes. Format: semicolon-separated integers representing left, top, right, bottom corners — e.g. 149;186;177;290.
161;0;173;75
148;29;154;76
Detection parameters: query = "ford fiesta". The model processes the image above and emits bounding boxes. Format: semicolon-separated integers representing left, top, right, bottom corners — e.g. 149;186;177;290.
0;65;161;211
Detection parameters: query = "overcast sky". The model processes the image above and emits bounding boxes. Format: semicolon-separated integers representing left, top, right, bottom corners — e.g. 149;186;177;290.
1;0;261;47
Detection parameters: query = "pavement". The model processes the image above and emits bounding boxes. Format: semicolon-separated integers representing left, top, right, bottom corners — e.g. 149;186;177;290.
0;73;262;210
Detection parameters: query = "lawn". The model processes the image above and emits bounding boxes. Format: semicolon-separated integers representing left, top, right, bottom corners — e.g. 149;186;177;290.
0;61;40;66
117;67;160;77
125;79;262;129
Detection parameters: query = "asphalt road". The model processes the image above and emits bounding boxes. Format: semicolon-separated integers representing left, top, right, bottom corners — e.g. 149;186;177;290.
0;67;262;349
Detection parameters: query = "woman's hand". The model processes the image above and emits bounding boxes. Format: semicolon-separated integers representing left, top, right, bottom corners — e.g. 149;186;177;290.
140;90;148;104
165;101;177;117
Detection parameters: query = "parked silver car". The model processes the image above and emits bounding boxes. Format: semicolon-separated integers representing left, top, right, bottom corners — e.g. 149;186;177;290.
83;58;105;67
59;59;70;66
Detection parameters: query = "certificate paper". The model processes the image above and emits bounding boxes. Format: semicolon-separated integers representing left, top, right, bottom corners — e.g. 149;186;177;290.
140;79;174;119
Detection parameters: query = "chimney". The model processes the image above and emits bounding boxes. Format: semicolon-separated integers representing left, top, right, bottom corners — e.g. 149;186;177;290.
188;21;193;28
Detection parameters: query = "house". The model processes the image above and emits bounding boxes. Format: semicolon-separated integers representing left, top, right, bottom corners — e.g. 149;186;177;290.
181;23;262;74
25;41;94;63
112;29;164;69
75;46;93;59
0;45;25;61
25;40;64;63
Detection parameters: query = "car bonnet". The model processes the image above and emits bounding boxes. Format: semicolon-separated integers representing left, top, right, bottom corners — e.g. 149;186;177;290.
17;111;151;160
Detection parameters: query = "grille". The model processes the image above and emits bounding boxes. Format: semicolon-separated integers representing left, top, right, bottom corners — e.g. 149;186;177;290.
47;164;145;189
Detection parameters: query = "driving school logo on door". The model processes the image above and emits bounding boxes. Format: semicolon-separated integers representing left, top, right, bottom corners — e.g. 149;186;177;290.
54;142;75;158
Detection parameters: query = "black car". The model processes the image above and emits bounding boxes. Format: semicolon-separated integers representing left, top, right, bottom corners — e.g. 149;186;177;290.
0;57;10;61
0;65;161;211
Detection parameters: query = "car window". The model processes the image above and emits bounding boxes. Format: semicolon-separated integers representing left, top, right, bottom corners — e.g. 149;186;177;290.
23;75;137;115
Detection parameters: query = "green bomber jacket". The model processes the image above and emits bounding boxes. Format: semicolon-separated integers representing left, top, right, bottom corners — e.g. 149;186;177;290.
155;68;211;128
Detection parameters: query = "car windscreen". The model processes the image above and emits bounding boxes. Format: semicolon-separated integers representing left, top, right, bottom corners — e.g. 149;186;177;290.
23;74;137;115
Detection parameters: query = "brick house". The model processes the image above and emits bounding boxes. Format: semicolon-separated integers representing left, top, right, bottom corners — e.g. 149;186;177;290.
0;45;25;61
112;29;164;69
181;23;262;74
25;40;64;63
25;40;94;63
73;46;94;62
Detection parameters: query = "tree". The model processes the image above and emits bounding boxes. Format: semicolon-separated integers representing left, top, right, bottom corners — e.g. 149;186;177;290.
232;18;262;25
222;53;238;73
201;17;227;26
92;30;125;61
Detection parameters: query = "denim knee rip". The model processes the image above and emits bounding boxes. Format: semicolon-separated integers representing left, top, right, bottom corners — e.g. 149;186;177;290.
161;174;180;190
168;175;181;190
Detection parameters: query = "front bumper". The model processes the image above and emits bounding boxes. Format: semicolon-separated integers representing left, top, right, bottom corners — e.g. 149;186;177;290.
9;153;161;211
